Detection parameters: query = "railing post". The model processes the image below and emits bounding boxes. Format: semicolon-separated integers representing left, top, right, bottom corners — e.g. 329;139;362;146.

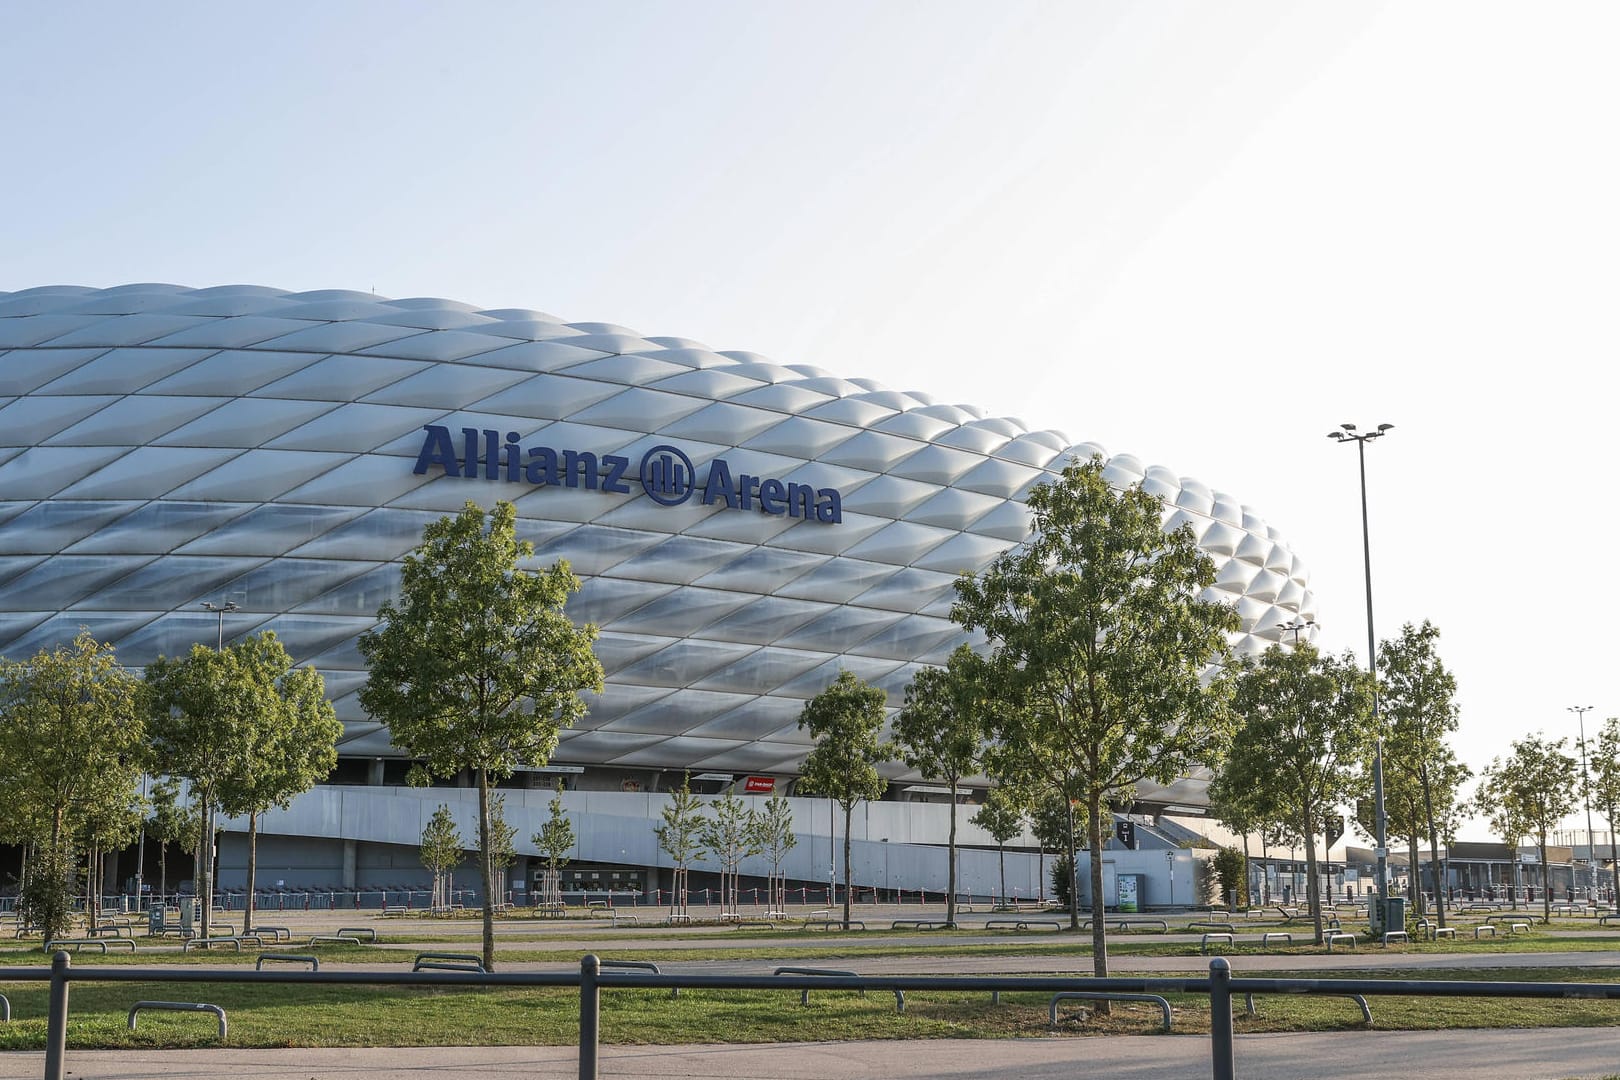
578;954;600;1080
1209;957;1235;1080
44;950;70;1080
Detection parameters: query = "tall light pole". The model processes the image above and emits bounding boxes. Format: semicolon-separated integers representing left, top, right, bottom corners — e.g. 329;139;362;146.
1328;422;1393;928
1276;619;1316;646
1570;704;1597;897
202;599;238;649
196;599;238;936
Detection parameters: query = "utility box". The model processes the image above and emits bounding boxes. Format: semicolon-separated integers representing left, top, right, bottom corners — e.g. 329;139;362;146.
1383;896;1406;932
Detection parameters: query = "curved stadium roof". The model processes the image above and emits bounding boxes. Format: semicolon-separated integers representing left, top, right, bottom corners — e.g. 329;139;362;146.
0;284;1317;796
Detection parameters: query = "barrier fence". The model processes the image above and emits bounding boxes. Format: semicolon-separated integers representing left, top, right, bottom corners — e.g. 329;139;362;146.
12;953;1620;1080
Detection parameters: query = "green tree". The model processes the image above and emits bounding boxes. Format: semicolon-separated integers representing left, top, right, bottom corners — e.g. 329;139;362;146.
0;631;145;946
1591;717;1620;905
755;794;797;912
654;773;707;917
894;645;990;927
484;792;518;901
1479;734;1578;924
358;499;604;972
952;456;1238;978
532;783;575;914
1212;846;1247;910
798;670;891;930
146;777;200;901
1378;620;1468;929
420;804;465;911
1221;643;1374;944
145;641;277;939
699;791;762;915
970;786;1025;906
217;635;340;933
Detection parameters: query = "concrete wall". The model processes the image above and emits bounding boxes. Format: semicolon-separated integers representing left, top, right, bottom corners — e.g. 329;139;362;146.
210;785;1208;907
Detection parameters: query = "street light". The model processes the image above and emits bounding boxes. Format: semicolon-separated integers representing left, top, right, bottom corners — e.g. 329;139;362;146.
1570;705;1597;898
1276;619;1316;646
201;599;238;649
1328;422;1393;929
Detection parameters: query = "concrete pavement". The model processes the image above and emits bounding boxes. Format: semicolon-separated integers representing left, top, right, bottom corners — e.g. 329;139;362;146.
1;1029;1617;1079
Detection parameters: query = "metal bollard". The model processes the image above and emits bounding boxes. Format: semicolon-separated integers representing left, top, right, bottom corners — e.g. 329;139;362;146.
1209;957;1235;1080
45;951;69;1080
578;954;600;1080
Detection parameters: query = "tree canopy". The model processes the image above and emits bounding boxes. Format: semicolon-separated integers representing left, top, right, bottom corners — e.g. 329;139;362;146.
358;499;604;970
894;645;990;926
1479;733;1577;923
798;669;891;929
952;455;1237;974
1222;642;1374;943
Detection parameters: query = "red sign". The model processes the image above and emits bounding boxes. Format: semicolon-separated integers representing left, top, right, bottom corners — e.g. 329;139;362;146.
744;776;775;794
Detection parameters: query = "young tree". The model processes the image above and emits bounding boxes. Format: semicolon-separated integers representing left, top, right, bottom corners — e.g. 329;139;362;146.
1378;620;1467;929
145;641;279;940
358;499;604;972
699;791;762;916
0;631;145;946
532;782;575;915
755;794;797;913
1479;734;1578;924
147;777;200;902
1212;847;1247;911
484;793;518;904
953;456;1238;978
798;670;892;930
654;772;707;918
970;787;1025;907
217;635;340;934
894;645;990;927
1221;643;1374;944
420;804;465;912
1591;717;1620;905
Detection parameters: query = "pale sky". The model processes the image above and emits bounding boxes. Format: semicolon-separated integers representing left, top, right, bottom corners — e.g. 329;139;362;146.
4;2;1617;841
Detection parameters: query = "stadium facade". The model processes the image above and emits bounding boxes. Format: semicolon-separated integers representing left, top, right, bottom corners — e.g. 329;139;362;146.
0;284;1316;903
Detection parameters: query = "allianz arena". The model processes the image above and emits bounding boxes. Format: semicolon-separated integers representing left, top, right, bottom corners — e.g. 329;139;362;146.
0;283;1316;897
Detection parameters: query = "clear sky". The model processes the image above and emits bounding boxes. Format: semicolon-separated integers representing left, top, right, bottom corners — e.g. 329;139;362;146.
4;2;1616;840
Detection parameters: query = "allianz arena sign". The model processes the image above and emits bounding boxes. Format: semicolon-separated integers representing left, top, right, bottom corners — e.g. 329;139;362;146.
414;423;845;523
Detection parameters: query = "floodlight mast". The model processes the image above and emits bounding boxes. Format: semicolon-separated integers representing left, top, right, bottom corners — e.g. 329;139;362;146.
1328;423;1393;928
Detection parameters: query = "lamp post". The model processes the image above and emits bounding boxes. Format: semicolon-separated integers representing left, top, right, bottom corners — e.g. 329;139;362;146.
1570;704;1596;898
1328;422;1393;930
195;599;238;937
1276;619;1316;646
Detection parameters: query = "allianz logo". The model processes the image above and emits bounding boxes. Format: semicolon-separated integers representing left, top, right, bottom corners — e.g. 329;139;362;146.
413;425;843;524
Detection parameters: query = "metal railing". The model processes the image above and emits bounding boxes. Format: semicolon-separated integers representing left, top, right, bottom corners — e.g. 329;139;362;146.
9;952;1620;1080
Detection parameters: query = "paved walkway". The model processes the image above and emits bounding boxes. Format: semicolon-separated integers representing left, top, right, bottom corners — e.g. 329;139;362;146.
2;1029;1617;1079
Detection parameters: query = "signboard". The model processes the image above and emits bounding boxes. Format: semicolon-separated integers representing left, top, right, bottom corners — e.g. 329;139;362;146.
1118;874;1139;913
414;425;844;523
744;776;775;794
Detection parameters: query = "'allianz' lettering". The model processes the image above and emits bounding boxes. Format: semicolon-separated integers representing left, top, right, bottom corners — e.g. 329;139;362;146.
412;425;841;524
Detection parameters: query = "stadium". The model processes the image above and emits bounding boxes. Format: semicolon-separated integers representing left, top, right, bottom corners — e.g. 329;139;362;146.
0;284;1316;906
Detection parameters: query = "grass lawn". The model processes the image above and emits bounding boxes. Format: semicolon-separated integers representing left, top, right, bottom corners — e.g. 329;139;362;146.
0;965;1616;1049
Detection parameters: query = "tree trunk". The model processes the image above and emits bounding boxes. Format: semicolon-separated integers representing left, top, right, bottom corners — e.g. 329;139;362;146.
841;803;854;930
1407;833;1422;915
1539;832;1552;924
945;779;958;927
159;842;167;903
477;768;495;972
1304;807;1323;945
1240;832;1252;910
1086;793;1109;1009
997;841;1006;906
199;794;213;941
1420;773;1448;929
244;811;258;934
